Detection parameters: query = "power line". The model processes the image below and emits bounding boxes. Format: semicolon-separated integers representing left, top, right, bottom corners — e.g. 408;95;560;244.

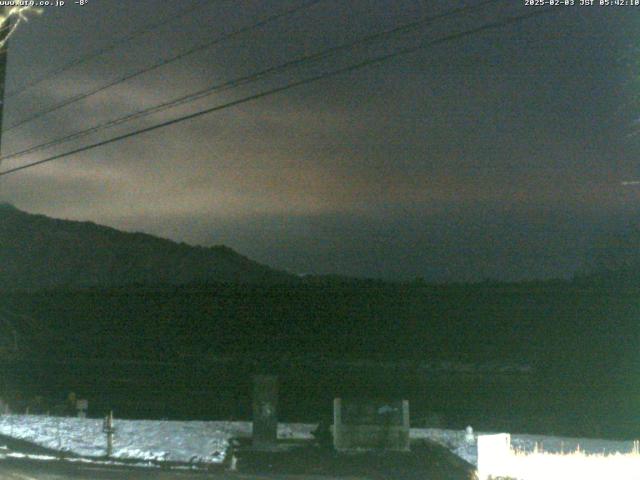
0;20;19;38
0;0;503;164
3;0;325;133
1;0;210;102
0;8;557;179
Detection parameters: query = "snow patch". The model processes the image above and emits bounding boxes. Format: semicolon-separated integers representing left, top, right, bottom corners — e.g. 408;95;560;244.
0;414;634;468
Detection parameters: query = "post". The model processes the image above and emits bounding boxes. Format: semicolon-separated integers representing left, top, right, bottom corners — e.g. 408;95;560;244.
401;399;410;442
252;375;278;449
333;398;342;449
76;399;88;418
102;410;115;457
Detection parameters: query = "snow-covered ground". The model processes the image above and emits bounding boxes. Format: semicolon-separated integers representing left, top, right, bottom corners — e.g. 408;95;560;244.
0;415;315;464
411;427;637;466
0;414;635;468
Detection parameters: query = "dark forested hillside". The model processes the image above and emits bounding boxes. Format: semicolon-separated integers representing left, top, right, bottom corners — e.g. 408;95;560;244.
4;281;638;372
3;203;638;379
0;204;296;289
3;281;639;437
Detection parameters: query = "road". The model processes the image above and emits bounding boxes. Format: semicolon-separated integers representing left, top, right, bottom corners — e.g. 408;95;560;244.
0;441;471;479
0;458;349;480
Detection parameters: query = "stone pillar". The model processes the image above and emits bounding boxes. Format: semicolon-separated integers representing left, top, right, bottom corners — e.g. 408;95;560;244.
252;375;278;449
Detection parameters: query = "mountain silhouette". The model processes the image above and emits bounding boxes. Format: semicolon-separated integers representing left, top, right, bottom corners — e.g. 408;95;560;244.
0;203;296;290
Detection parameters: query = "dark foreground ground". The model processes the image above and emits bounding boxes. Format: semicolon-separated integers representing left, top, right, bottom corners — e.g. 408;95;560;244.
0;441;475;480
0;459;230;480
236;441;475;480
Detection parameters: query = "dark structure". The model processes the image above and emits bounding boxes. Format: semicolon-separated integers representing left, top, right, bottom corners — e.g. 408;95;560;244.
252;375;278;449
333;398;410;451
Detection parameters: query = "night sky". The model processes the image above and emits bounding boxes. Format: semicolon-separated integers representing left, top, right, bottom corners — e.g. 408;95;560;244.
0;0;638;281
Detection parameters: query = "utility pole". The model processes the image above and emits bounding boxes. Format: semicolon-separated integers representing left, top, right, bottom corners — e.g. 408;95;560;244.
0;7;11;155
0;7;11;413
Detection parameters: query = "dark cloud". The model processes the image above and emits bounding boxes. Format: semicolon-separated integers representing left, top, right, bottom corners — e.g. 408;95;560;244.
0;0;637;281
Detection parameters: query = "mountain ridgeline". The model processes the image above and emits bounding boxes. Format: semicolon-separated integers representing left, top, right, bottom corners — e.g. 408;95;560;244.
1;204;639;437
0;203;296;290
